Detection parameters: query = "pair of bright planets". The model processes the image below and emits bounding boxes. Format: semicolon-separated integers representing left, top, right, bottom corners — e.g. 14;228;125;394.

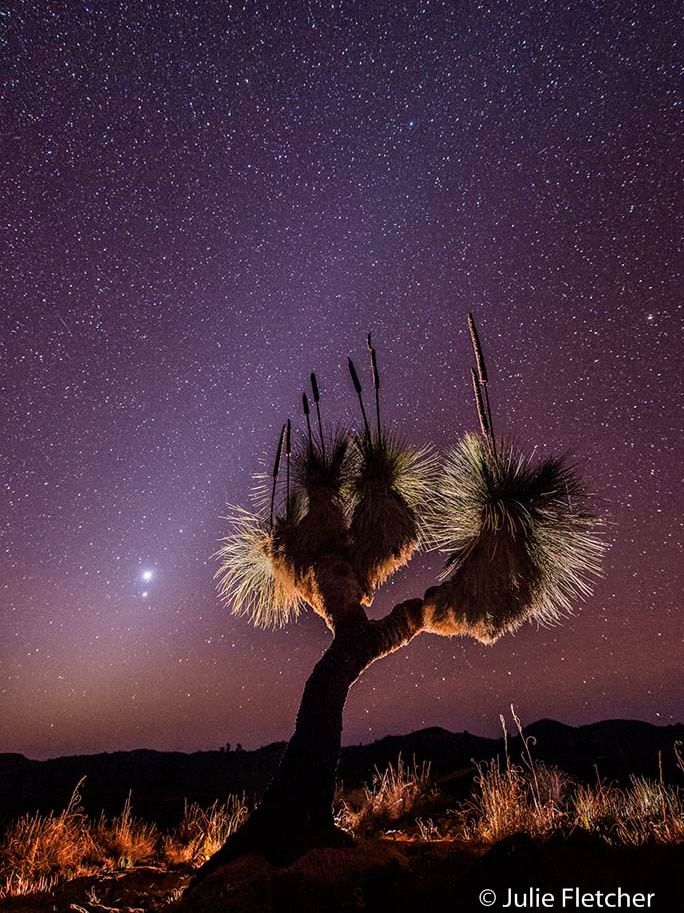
140;569;154;598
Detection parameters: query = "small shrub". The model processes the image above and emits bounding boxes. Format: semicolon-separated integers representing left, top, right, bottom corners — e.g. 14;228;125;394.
94;793;158;867
336;754;436;835
464;756;568;842
415;817;444;841
0;778;94;898
573;775;684;846
163;795;249;865
460;708;571;843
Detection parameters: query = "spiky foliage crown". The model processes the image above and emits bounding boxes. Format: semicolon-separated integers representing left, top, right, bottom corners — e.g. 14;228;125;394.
214;507;303;629
278;432;353;575
348;432;438;540
347;431;439;600
217;315;605;634
427;434;605;640
292;432;352;496
249;430;350;522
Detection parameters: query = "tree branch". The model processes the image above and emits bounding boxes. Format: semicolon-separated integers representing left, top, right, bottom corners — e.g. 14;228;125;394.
369;597;426;659
421;580;490;641
368;577;480;662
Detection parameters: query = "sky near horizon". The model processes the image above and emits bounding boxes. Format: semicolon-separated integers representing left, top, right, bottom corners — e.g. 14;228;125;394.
2;1;681;760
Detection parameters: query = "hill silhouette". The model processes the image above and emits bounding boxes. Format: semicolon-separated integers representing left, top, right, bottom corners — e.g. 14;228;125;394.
1;718;681;828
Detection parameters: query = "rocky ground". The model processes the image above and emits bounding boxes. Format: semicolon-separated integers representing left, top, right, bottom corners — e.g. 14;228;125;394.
0;866;190;913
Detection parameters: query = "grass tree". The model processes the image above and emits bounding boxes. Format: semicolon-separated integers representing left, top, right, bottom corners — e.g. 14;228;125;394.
196;315;604;879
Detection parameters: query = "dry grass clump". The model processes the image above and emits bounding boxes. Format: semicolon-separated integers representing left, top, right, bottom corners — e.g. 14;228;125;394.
457;708;570;841
460;712;683;846
0;778;94;899
0;783;249;900
336;755;437;836
162;795;249;866
574;773;684;846
336;713;684;850
476;716;682;847
94;793;158;868
569;741;684;848
464;757;571;842
336;751;684;848
0;871;59;902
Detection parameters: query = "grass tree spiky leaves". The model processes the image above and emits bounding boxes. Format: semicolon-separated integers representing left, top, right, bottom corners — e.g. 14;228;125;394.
251;429;350;521
349;431;440;601
214;507;303;629
278;431;354;574
426;434;605;642
292;430;352;495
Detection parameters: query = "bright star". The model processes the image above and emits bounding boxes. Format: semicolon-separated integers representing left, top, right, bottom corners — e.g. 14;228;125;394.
142;569;153;582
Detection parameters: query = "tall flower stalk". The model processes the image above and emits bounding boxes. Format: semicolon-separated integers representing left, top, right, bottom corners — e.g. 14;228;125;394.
468;312;496;460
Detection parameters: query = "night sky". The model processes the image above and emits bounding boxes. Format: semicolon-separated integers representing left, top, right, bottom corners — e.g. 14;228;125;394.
2;1;681;761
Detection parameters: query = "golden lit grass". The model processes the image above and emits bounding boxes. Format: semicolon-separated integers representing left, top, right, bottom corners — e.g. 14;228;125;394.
162;795;249;866
94;793;159;868
335;755;437;836
456;714;682;846
463;757;571;842
0;777;94;899
0;783;249;900
461;708;571;842
357;756;682;848
574;773;684;846
335;715;684;849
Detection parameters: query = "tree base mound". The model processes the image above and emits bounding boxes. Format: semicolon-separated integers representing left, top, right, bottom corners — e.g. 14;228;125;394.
191;820;355;885
176;840;416;913
173;834;684;913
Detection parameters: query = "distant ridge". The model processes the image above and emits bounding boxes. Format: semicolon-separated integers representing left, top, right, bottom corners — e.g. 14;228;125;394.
1;718;682;826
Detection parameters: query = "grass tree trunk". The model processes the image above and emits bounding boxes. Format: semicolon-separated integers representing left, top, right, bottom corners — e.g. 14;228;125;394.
192;599;425;883
254;630;373;841
192;630;370;880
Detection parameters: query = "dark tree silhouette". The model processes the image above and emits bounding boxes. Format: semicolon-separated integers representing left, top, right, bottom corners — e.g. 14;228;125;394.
194;315;603;881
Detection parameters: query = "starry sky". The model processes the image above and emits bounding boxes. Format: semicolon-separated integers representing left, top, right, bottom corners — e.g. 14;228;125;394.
2;1;681;761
